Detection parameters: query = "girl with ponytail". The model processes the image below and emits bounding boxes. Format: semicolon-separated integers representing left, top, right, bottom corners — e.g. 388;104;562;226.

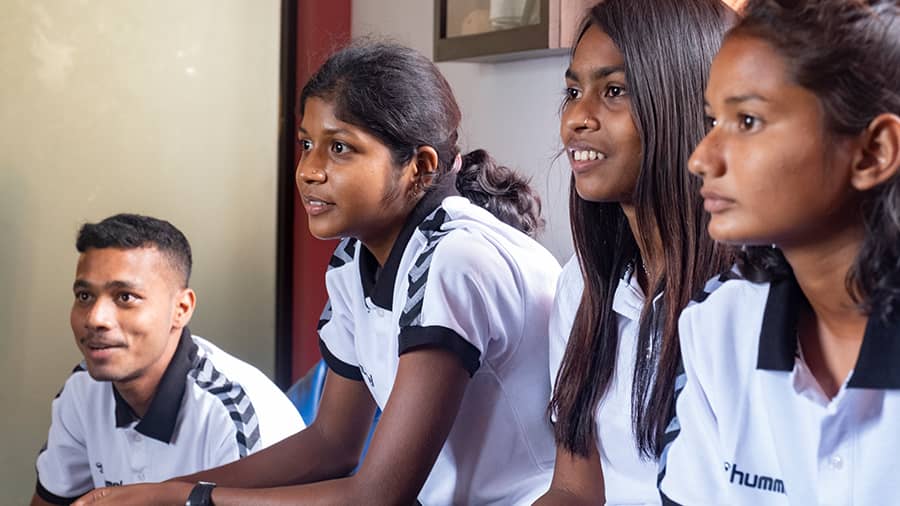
76;40;560;506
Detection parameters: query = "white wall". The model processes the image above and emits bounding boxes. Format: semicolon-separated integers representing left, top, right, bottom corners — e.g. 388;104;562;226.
353;0;574;262
0;1;281;501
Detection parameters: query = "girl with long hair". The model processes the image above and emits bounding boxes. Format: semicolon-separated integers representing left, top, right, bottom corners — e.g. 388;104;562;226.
660;1;900;503
537;1;735;503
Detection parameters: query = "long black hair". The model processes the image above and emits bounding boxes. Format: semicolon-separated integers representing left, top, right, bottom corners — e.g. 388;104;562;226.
732;0;900;321
298;41;544;237
549;0;736;459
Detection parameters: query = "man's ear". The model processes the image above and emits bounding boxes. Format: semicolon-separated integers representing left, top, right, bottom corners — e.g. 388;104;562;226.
172;288;196;329
850;113;900;191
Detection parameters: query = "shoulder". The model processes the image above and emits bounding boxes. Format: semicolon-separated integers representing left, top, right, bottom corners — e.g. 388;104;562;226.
191;337;275;389
425;196;559;275
549;256;582;379
44;364;103;438
679;271;770;376
55;362;98;400
556;255;583;304
549;255;582;340
682;271;769;321
189;337;293;407
188;337;304;433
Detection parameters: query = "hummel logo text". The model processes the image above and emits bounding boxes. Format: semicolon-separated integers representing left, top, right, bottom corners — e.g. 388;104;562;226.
724;462;785;494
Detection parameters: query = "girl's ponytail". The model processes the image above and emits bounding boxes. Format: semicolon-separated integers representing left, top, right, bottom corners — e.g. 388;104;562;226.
454;149;544;238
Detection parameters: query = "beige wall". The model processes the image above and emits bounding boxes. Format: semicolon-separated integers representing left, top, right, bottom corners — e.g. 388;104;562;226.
353;1;575;263
0;0;281;501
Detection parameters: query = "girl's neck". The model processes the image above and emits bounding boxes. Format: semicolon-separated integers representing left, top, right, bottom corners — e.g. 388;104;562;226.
364;226;403;267
362;197;421;266
782;224;868;398
621;203;660;294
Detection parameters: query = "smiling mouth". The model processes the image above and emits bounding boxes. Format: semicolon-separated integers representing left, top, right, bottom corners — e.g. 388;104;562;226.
302;195;336;217
83;341;124;351
88;344;115;350
570;149;607;162
303;195;335;206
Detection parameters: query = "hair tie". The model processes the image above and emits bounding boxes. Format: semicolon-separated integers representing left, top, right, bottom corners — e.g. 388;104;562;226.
451;153;462;174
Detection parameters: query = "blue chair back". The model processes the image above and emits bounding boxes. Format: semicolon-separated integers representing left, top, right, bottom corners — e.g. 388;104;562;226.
286;359;329;425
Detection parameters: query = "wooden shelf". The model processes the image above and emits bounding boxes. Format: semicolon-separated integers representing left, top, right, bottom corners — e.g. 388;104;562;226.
434;0;594;62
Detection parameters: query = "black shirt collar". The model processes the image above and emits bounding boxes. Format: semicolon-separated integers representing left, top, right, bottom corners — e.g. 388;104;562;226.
756;276;900;389
847;312;900;389
360;183;456;309
113;327;198;442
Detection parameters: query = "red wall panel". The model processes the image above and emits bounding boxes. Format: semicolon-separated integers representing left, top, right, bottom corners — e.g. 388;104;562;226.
291;0;352;381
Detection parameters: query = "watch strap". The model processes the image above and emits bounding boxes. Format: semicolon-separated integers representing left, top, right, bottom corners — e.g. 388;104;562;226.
185;481;216;506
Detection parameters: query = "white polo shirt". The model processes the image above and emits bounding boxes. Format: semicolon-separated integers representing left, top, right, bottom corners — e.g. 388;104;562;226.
35;329;304;504
659;274;900;505
548;256;661;505
317;189;560;505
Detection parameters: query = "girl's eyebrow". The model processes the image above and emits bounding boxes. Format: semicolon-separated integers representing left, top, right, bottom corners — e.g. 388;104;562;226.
725;93;770;105
565;65;626;82
298;125;357;138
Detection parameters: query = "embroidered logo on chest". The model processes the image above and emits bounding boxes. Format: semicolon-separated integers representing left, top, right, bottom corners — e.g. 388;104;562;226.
724;461;786;495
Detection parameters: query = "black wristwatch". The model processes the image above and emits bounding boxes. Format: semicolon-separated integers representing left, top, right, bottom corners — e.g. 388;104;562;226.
185;481;216;506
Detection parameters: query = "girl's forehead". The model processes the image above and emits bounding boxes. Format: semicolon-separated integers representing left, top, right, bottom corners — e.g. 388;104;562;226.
300;98;359;134
708;35;791;102
571;25;624;72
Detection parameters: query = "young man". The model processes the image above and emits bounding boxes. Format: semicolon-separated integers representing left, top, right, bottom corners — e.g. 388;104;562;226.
32;214;304;505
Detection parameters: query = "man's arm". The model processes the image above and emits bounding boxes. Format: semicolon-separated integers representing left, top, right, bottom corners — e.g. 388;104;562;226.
75;347;470;505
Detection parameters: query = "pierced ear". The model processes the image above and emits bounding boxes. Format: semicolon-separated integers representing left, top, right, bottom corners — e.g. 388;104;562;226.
172;288;196;328
413;146;440;186
851;113;900;191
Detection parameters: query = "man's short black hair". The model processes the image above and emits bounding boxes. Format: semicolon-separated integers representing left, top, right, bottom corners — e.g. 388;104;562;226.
76;213;192;287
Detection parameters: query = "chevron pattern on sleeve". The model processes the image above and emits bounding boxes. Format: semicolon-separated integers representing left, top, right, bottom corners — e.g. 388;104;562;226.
189;357;260;457
399;208;451;328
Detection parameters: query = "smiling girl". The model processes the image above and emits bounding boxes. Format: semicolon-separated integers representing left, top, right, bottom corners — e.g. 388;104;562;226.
536;1;735;504
74;41;560;506
659;1;900;504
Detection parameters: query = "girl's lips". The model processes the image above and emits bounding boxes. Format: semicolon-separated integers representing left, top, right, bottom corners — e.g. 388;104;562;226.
566;144;608;174
699;189;736;213
703;197;735;213
568;151;608;175
302;196;335;216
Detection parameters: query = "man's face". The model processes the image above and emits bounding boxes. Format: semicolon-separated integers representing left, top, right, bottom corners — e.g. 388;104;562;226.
70;247;190;388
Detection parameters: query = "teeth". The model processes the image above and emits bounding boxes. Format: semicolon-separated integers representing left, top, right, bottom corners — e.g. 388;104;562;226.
572;150;605;162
